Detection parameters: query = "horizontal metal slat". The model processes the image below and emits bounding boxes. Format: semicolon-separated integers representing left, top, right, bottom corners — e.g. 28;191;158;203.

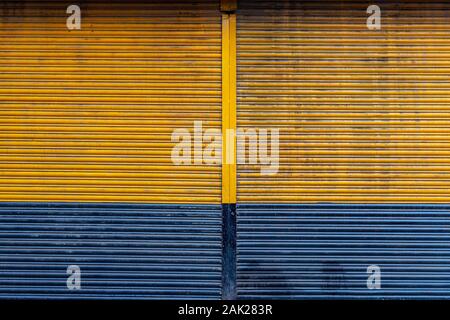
237;204;450;299
0;0;221;204
237;0;450;203
0;202;222;299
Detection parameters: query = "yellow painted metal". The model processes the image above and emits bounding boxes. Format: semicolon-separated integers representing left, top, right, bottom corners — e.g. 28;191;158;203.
237;0;450;203
0;0;222;203
221;7;237;204
230;13;237;203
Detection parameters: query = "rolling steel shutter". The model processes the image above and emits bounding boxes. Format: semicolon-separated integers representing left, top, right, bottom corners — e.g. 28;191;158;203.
0;0;223;299
0;203;222;299
0;0;221;204
238;204;450;299
237;0;450;299
237;0;450;203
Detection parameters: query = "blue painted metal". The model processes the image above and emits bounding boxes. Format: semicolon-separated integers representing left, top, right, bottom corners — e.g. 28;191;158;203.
222;203;236;300
237;204;450;299
0;202;222;300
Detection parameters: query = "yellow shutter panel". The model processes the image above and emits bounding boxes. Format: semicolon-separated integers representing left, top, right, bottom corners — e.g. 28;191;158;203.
0;0;221;203
237;0;450;203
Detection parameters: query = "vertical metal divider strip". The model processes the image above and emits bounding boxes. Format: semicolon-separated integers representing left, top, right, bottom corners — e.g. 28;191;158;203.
221;0;237;300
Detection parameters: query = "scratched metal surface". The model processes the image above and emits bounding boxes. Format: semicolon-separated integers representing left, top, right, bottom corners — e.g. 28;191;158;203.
236;0;450;203
0;0;222;204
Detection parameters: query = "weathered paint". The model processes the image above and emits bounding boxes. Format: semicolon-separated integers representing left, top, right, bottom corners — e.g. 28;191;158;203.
222;203;237;299
237;204;450;299
1;0;450;301
236;0;450;203
0;202;222;299
0;0;222;204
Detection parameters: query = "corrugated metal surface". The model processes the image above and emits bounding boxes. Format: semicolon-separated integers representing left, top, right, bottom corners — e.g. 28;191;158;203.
0;0;221;203
237;204;450;299
237;0;450;203
0;202;222;299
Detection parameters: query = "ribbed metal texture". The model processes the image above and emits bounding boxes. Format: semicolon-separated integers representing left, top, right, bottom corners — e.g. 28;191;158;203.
237;0;450;203
0;0;221;203
0;202;222;299
237;204;450;299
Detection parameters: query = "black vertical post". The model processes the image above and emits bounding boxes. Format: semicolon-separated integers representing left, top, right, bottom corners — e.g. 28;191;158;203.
222;203;237;300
